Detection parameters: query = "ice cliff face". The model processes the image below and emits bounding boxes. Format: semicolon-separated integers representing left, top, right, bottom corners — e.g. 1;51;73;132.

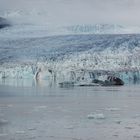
0;33;140;84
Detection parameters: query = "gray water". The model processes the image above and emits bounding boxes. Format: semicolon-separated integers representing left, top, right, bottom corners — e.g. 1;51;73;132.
1;26;140;140
0;81;140;140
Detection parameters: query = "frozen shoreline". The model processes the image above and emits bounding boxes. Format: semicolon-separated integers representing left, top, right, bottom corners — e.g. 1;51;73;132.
1;84;140;140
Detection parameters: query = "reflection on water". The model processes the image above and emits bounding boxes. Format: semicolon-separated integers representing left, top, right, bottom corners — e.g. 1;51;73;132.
0;77;140;89
0;78;55;88
0;78;140;98
1;79;140;140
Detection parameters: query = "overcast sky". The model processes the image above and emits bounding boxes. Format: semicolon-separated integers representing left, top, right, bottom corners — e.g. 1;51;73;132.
0;0;140;26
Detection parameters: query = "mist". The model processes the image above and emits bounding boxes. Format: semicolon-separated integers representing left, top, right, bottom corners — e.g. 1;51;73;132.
0;0;140;26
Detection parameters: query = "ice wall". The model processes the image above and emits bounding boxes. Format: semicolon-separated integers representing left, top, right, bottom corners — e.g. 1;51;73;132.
1;30;140;84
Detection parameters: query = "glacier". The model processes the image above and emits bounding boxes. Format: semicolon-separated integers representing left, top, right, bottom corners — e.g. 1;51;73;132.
0;25;140;85
0;10;140;85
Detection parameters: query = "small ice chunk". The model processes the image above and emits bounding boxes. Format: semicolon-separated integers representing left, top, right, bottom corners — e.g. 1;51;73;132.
0;119;8;124
29;136;36;139
64;125;74;129
114;120;121;124
28;127;36;131
33;106;47;112
113;134;119;137
15;131;25;134
125;126;134;129
7;104;13;108
87;113;105;119
106;108;120;111
134;135;140;139
133;114;140;118
87;114;95;119
36;106;47;109
0;133;8;137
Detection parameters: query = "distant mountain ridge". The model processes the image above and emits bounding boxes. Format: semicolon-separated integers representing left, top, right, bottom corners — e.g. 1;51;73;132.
1;10;140;34
63;24;140;34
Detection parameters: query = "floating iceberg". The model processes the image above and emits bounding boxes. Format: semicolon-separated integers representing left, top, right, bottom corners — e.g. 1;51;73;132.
87;113;105;119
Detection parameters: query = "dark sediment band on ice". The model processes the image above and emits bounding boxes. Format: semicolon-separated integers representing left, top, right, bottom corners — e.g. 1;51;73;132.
0;17;11;29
